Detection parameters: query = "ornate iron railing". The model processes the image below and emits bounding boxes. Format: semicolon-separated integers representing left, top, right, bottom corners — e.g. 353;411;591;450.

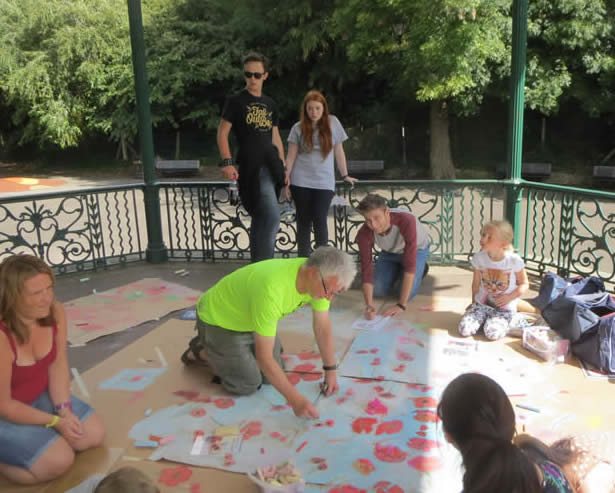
2;180;614;287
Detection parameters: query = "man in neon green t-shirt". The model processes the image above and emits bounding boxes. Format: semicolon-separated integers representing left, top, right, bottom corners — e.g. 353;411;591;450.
181;247;356;419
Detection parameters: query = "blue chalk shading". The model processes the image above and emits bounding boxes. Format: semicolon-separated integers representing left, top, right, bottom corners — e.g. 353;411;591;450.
98;368;167;391
135;440;159;448
179;309;197;320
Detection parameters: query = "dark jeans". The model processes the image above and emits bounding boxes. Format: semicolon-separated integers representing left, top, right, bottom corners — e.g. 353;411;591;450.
250;167;280;262
290;185;335;257
373;245;430;300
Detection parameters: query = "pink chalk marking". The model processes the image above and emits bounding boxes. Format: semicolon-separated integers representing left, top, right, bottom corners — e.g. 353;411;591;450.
160;435;175;445
76;323;88;326
260;447;265;454
296;441;308;453
419;306;435;311
128;391;145;404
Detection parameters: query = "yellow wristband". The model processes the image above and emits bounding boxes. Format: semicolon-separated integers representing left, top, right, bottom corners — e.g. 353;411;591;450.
45;415;59;428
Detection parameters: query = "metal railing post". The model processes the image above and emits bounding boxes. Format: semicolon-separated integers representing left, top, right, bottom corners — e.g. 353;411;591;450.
505;0;528;247
126;0;167;263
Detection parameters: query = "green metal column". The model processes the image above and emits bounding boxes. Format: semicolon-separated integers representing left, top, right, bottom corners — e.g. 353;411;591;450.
505;0;528;247
127;0;167;263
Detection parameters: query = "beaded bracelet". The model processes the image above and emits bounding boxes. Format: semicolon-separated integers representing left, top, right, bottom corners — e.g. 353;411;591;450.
55;401;72;412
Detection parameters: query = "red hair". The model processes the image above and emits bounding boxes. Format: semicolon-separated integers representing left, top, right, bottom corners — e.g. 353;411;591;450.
299;90;333;159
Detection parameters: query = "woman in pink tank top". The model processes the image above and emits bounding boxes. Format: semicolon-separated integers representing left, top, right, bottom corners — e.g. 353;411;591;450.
0;255;105;485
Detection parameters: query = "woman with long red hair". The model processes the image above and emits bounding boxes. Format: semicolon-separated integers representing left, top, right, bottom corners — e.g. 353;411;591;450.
285;90;357;257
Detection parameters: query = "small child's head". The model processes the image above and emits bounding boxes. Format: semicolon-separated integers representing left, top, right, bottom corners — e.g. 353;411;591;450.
94;467;159;493
480;220;514;253
437;373;541;492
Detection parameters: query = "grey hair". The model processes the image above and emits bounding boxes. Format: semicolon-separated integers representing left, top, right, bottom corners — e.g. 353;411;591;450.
305;246;357;290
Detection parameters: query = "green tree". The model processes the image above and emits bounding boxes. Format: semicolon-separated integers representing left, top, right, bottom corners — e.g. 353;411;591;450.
0;0;133;150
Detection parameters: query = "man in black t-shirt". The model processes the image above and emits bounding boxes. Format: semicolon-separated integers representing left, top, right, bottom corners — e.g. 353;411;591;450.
217;52;285;262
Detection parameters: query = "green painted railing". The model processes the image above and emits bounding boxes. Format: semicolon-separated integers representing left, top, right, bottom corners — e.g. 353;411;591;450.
1;180;614;288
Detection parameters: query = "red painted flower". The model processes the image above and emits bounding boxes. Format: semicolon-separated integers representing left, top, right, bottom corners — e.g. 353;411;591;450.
190;484;202;493
354;378;375;384
407;455;443;472
294;363;317;372
317;462;328;470
366;398;388;416
370;358;381;366
373;443;407;463
406;383;432;392
194;397;212;403
213;398;235;409
373;385;385;393
375;420;403;435
240;421;262;440
129;375;144;382
412;396;437;408
158;466;192;486
378;392;396;399
190;407;206;418
173;390;199;400
373;481;404;493
352;458;375;476
301;372;323;381
297;350;320;360
329;485;366;493
352;417;378;434
356;350;369;354
286;373;301;385
369;348;379;354
224;453;235;466
392;364;406;373
310;457;326;463
396;349;414;361
407;437;440;452
413;409;439;423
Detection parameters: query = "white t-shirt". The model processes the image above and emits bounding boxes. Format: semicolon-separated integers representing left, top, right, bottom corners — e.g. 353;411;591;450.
471;250;525;311
287;115;348;190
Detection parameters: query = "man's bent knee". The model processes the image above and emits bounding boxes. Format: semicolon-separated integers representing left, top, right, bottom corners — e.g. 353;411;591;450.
221;375;262;396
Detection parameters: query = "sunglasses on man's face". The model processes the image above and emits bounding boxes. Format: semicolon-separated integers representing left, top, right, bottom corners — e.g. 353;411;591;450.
244;71;264;79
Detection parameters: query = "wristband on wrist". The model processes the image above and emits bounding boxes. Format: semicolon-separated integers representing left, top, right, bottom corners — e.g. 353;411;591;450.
45;415;59;428
322;364;338;371
341;175;349;180
55;401;72;412
218;158;233;168
396;303;407;311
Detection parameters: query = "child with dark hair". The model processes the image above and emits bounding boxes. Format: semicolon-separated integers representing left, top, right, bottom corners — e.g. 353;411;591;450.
437;373;614;493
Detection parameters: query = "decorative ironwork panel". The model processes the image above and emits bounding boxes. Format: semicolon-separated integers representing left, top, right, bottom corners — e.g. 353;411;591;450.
0;186;145;273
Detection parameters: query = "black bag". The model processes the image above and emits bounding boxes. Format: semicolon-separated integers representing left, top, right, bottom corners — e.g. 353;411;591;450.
529;272;579;311
541;276;614;342
572;314;615;374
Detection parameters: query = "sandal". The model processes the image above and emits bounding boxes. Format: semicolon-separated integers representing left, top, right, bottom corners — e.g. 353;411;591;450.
180;335;209;367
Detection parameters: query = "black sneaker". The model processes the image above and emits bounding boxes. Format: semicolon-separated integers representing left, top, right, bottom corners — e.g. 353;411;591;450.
422;263;430;279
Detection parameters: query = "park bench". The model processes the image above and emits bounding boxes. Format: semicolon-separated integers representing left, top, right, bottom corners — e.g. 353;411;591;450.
496;162;552;181
346;160;384;177
592;166;615;188
155;159;200;177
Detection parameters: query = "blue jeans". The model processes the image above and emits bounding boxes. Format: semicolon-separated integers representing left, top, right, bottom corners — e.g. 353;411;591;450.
373;245;430;300
250;167;280;262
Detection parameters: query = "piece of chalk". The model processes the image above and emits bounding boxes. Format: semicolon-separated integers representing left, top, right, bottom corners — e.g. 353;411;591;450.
191;435;204;455
145;408;152;416
121;456;142;462
79;277;90;282
179;271;190;277
160;435;175;445
135;440;158;448
70;367;90;399
516;403;540;413
155;346;168;367
92;289;97;294
174;269;186;274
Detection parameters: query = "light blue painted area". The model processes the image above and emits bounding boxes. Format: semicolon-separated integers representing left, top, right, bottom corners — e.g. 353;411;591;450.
98;368;167;391
339;323;432;384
